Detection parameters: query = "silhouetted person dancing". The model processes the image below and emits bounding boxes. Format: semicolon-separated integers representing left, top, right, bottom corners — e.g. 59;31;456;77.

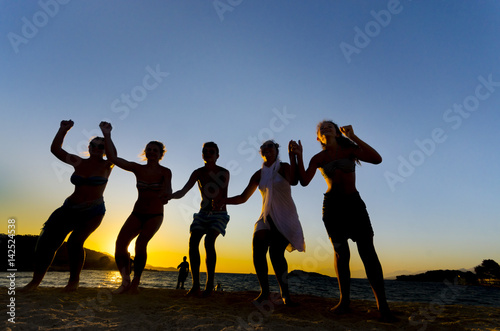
176;256;189;289
100;121;172;294
167;142;230;297
23;120;113;292
218;140;305;306
290;121;395;321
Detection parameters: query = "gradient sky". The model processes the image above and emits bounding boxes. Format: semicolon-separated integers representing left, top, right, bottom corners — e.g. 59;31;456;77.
1;1;499;278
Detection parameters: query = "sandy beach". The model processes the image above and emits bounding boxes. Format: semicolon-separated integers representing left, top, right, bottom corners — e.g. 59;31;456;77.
2;287;499;330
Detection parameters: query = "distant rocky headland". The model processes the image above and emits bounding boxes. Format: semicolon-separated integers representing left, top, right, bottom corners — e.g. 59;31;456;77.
288;269;332;279
396;260;500;287
396;269;477;284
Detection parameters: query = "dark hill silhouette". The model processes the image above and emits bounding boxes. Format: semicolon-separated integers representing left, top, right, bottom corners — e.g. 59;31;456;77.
396;260;500;286
396;269;478;285
289;269;331;279
1;234;115;272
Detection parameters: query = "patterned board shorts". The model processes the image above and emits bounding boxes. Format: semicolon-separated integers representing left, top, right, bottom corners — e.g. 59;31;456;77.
190;211;230;236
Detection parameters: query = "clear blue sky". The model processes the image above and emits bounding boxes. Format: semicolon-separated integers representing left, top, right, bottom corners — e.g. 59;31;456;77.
1;0;499;278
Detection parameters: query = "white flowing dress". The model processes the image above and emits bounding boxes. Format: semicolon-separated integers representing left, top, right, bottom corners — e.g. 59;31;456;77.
255;160;305;252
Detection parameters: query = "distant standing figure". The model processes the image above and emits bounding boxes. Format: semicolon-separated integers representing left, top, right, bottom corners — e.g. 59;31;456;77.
23;120;113;292
290;120;395;321
167;142;230;297
176;256;190;289
100;121;172;294
217;140;305;306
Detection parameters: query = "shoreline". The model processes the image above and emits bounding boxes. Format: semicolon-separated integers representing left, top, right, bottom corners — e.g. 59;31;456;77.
3;287;500;330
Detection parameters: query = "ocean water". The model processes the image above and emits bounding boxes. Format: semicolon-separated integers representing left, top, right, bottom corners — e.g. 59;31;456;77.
3;270;500;307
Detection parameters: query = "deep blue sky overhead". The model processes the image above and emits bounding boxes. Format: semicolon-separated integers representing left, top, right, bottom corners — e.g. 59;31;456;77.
1;0;499;277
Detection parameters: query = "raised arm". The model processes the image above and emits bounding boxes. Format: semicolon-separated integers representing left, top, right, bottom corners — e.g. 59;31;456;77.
292;140;318;186
287;141;299;186
340;125;382;164
99;121;140;172
51;120;82;167
224;170;260;205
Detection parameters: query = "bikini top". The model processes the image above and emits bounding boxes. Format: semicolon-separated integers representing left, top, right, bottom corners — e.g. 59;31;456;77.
319;158;355;180
71;174;108;186
136;180;163;191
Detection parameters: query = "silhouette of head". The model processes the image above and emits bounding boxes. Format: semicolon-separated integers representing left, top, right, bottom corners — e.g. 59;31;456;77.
88;137;106;156
317;120;360;164
141;141;166;161
260;140;280;156
202;141;219;157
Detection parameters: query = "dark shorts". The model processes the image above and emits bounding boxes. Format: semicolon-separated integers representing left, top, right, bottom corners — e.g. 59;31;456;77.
322;191;374;243
37;198;106;250
42;198;106;233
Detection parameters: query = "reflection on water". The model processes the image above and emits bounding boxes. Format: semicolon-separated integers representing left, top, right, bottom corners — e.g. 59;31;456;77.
2;270;500;307
104;271;122;285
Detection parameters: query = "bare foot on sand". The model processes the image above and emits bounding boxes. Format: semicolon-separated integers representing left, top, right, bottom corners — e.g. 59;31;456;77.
20;281;40;292
378;309;399;323
201;288;213;298
330;301;352;315
63;281;79;292
113;282;131;294
123;279;141;295
186;287;201;297
282;297;300;307
126;285;140;295
252;292;270;304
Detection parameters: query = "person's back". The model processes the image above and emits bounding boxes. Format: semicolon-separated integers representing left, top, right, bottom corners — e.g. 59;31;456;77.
178;260;189;275
176;257;189;289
